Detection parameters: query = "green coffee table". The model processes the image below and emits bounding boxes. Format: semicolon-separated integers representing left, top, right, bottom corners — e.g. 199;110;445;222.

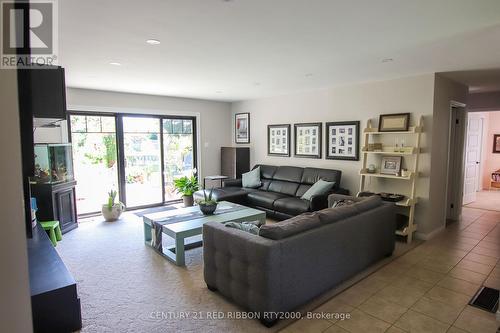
143;201;265;266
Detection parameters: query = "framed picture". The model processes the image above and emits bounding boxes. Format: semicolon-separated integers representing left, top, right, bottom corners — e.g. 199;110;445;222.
294;123;322;158
378;113;410;132
326;121;360;160
380;156;402;175
493;134;500;153
268;124;291;156
235;113;250;143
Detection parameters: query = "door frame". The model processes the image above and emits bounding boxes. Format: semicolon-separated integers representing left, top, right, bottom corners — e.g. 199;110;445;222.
444;101;467;222
67;111;198;214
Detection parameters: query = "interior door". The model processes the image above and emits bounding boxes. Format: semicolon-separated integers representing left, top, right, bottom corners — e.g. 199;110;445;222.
463;114;483;205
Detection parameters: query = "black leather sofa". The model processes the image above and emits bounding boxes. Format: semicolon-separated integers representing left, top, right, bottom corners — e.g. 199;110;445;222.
194;164;349;220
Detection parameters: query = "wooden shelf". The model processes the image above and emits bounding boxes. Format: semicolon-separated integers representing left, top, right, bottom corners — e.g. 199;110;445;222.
362;147;418;155
396;223;418;236
364;126;422;134
395;197;418;207
360;170;415;180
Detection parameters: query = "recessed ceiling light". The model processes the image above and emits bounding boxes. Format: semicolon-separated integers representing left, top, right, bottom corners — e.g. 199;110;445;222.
254;82;261;86
146;39;161;45
382;58;394;63
305;73;313;77
109;62;122;66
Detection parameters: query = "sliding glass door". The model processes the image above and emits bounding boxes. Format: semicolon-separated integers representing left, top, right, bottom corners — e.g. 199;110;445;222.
70;115;119;215
122;116;163;207
163;118;196;201
69;113;197;214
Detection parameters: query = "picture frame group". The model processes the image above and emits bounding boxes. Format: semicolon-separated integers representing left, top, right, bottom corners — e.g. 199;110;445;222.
267;121;360;160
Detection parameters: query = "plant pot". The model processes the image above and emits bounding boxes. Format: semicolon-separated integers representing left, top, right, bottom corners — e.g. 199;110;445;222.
101;203;125;222
183;195;194;207
199;203;217;215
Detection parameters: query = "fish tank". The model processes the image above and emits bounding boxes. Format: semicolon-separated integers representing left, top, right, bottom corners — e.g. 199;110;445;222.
33;143;74;184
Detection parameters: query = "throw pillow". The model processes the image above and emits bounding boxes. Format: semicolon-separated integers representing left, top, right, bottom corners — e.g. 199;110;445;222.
301;179;335;201
242;167;261;188
331;199;356;208
225;221;260;235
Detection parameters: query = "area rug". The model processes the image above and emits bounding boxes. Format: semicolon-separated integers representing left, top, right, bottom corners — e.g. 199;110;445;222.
56;211;422;333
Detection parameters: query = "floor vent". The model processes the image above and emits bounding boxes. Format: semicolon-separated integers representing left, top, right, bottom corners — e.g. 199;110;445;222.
469;286;499;313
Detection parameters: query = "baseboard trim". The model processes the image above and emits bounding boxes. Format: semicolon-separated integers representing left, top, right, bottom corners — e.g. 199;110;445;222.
415;226;446;240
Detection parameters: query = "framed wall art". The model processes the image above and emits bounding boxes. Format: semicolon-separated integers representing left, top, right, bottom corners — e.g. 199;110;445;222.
325;121;360;160
493;134;500;153
268;124;291;156
235;113;250;144
380;156;402;175
294;123;322;159
378;113;410;132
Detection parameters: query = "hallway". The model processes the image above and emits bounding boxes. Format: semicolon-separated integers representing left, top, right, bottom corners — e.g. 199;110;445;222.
465;190;500;212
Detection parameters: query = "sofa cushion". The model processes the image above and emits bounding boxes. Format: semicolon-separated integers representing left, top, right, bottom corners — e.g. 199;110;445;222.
273;166;304;182
273;197;310;216
301;179;335;201
268;180;300;196
254;164;278;179
242;167;261;188
259;212;322;240
301;167;341;189
225;222;260;235
295;184;311;197
246;191;288;209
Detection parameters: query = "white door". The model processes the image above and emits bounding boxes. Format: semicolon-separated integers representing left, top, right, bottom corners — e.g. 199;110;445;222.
463;115;483;205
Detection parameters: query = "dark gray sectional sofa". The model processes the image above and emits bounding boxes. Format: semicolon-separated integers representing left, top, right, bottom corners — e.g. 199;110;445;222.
194;164;349;220
202;194;396;326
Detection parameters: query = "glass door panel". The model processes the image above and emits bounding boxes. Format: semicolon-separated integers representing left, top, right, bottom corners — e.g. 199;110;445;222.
163;118;195;201
70;115;119;215
122;116;162;207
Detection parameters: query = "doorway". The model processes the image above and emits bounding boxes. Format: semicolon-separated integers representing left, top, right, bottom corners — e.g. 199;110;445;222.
69;112;197;215
462;110;500;212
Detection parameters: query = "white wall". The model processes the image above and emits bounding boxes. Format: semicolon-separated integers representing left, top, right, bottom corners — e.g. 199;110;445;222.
231;74;438;236
0;70;33;331
65;88;232;180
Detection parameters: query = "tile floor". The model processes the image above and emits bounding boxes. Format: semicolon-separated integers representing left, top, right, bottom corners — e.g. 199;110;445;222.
280;207;500;333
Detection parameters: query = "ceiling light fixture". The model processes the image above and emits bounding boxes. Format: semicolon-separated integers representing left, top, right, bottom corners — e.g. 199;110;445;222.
382;58;394;63
305;73;313;77
109;62;122;66
146;39;161;45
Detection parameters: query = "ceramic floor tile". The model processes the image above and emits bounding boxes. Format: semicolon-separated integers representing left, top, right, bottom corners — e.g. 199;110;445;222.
354;275;389;294
484;275;500;289
358;295;408;324
313;298;355;323
280;317;332;333
453;306;499;333
449;267;487;284
386;326;406;333
477;240;500;250
425;286;470;308
336;309;391;333
390;275;435;294
471;246;500;258
334;286;374;307
446;326;469;333
394;310;449;333
404;266;446;284
375;285;423;308
436;276;481;297
456;259;494;275
323;325;350;333
464;252;499;266
410;297;464;324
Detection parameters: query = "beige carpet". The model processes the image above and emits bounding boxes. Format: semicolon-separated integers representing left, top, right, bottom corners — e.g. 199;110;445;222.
464;190;500;212
57;211;420;333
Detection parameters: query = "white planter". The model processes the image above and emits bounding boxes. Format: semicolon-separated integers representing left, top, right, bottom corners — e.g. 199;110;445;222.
101;203;125;222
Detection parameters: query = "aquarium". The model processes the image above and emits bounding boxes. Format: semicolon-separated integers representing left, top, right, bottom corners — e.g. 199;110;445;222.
33;143;74;184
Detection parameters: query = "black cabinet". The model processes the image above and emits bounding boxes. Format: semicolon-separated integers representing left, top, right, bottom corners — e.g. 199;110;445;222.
31;181;78;234
221;147;250;179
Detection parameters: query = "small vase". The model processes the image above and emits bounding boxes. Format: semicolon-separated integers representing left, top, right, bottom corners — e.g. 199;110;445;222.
101;203;125;222
199;203;217;215
183;195;194;207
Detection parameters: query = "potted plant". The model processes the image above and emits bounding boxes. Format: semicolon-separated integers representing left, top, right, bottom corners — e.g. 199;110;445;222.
197;188;218;215
101;190;125;222
173;175;199;207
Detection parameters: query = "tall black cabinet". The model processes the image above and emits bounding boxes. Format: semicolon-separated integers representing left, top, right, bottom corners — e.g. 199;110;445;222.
221;147;250;179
